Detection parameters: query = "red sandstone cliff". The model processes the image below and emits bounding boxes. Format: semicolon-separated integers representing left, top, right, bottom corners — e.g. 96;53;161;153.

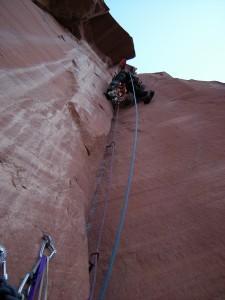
1;1;225;300
89;73;225;299
0;0;116;298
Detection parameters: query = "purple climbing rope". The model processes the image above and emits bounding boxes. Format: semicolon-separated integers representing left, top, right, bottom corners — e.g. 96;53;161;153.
28;255;47;300
89;104;120;300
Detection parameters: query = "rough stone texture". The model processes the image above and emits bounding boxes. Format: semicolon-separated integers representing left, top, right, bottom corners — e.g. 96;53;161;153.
88;72;225;299
0;0;114;299
1;0;225;299
34;0;136;65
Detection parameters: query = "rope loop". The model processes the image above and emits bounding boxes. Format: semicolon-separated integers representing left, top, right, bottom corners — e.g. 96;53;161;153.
0;277;19;300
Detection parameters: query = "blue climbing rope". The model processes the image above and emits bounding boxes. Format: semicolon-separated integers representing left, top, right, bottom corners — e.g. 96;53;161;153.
98;73;139;299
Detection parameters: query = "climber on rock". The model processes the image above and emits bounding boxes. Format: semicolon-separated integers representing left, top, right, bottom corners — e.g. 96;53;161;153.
104;59;155;105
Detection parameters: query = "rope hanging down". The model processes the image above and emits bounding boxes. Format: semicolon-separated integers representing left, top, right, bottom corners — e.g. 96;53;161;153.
89;103;120;300
98;73;139;299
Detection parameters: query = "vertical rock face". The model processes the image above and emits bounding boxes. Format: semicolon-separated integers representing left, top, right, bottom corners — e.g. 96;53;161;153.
88;72;225;299
1;1;225;299
0;0;114;298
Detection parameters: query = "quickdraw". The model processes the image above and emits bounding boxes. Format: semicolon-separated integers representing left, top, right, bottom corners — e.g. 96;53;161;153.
18;234;56;300
89;252;99;273
0;234;57;300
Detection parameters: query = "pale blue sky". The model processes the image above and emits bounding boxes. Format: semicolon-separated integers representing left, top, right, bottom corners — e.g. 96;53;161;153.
105;0;225;83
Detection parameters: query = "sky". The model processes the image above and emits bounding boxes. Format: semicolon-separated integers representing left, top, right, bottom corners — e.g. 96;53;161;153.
105;0;225;83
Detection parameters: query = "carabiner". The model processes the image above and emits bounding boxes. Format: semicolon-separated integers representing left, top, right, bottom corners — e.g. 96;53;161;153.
39;234;57;260
0;245;8;280
18;272;30;297
18;234;56;297
18;257;41;297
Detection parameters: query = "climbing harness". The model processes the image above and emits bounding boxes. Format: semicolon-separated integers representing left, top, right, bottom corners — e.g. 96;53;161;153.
88;103;120;300
18;234;57;300
104;82;127;105
98;72;138;299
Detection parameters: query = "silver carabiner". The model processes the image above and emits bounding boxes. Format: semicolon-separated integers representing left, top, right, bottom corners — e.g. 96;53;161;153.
0;245;8;280
18;272;29;297
39;234;57;260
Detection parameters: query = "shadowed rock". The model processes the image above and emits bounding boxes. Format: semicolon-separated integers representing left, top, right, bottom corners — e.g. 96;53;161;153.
34;0;135;65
